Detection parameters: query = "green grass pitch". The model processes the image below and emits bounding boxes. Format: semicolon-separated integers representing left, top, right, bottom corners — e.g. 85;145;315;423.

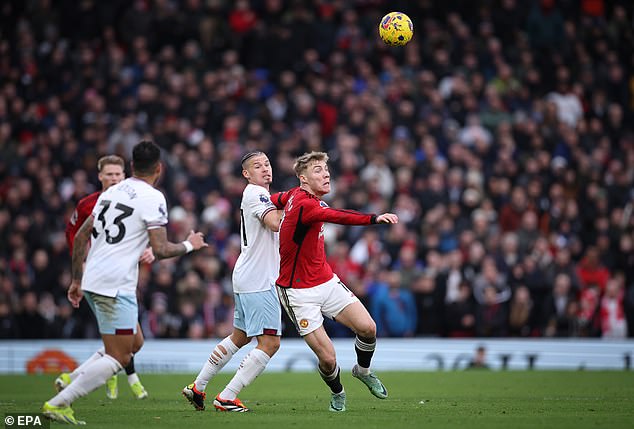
1;371;633;429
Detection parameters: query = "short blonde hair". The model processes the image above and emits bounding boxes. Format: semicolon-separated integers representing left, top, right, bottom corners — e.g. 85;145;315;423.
97;155;125;172
293;151;329;177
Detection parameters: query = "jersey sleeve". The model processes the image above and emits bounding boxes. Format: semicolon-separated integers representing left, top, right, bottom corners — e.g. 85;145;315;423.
65;207;80;252
245;187;276;222
270;189;292;209
141;192;169;229
301;198;376;225
66;195;95;253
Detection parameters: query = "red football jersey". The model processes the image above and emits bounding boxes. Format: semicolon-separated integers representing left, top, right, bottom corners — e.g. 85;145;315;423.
65;191;100;254
271;187;376;289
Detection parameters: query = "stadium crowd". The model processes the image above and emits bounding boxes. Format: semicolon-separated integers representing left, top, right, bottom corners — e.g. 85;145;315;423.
1;0;633;340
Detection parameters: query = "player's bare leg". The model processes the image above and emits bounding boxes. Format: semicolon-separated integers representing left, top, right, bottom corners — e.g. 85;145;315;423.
304;326;346;411
336;302;388;399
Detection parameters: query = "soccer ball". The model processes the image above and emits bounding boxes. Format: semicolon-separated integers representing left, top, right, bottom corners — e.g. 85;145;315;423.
378;12;413;46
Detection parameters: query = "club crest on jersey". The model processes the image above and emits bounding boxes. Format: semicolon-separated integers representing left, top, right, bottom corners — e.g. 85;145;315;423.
299;319;309;328
319;201;329;208
259;194;270;203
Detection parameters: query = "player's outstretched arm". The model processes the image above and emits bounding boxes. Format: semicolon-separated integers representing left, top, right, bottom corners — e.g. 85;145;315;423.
148;227;208;260
306;205;399;227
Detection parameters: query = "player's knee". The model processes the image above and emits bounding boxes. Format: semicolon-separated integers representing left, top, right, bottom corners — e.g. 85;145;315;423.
356;319;377;338
263;342;280;357
267;337;281;355
262;337;280;357
319;353;337;372
258;335;280;356
230;331;250;348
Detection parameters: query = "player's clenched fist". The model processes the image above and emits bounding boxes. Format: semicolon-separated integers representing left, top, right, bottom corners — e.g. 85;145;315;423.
376;213;399;224
186;230;208;250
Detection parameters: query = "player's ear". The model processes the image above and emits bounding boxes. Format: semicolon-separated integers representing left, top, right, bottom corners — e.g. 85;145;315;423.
242;169;249;180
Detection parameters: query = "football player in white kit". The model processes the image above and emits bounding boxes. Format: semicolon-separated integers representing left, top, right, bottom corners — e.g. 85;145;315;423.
183;151;282;412
43;141;208;424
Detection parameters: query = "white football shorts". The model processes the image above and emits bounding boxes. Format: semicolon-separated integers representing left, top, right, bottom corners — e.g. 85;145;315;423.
277;274;358;336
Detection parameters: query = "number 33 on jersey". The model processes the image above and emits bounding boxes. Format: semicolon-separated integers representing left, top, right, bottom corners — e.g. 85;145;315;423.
83;177;168;298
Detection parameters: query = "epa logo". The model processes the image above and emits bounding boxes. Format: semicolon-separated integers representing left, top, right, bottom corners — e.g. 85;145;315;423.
4;414;48;428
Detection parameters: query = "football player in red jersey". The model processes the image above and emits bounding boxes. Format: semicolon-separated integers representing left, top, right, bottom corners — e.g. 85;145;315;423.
271;151;398;412
57;155;152;400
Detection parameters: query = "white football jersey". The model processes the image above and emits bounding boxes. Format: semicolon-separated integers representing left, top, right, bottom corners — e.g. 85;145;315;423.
82;177;168;297
232;184;280;293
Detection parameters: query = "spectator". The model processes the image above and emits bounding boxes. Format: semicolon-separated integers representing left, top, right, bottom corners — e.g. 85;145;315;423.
327;241;363;287
370;271;417;337
526;0;565;51
411;271;444;336
577;285;601;337
15;292;46;339
472;257;512;306
499;187;530;233
392;242;424;289
441;249;467;305
576;247;611;293
508;286;535;337
545;247;581;293
360;153;395;199
107;114;141;158
599;277;628;338
542;273;577;337
444;281;476;337
0;298;17;338
546;72;583;128
475;285;509;337
466;345;490;370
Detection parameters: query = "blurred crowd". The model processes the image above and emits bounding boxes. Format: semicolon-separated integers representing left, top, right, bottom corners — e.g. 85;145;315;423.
1;0;633;340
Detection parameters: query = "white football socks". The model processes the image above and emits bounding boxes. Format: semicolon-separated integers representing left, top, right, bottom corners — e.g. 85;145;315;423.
194;336;239;391
127;372;140;385
68;347;106;381
220;348;270;400
49;354;122;407
355;364;371;376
